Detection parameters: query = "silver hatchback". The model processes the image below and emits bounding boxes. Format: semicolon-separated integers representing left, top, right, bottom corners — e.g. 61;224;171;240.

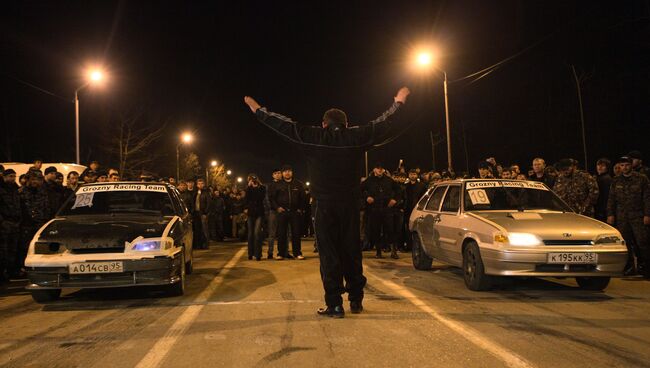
409;179;628;291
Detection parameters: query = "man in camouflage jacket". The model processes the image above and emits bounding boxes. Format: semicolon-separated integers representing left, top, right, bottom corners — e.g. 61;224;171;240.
18;171;51;276
553;159;599;217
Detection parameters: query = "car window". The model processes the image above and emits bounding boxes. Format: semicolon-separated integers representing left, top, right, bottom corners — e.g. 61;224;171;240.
416;189;432;211
441;186;460;213
425;186;447;212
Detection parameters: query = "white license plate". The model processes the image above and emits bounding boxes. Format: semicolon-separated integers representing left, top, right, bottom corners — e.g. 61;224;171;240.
547;253;598;264
69;261;124;274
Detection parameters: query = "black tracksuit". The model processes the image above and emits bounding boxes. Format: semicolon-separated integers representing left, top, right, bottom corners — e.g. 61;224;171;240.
255;101;403;307
268;179;307;257
361;174;401;252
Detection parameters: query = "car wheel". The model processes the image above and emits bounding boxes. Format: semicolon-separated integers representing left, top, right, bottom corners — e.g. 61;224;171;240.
575;277;610;291
411;233;433;270
463;242;492;291
166;251;186;297
31;289;61;303
185;247;194;275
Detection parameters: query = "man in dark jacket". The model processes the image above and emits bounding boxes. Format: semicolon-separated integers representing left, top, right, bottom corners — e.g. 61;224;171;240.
244;86;409;318
265;169;282;258
0;169;23;280
193;178;211;249
43;166;65;218
528;158;556;188
210;189;225;241
19;171;51;277
607;156;650;276
362;163;401;259
268;165;307;260
404;169;426;250
594;158;612;223
245;174;267;260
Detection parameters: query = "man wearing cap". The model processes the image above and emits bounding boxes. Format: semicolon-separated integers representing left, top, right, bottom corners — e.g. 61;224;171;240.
405;169;426;250
607;156;650;276
265;168;283;259
628;151;650;178
43;166;64;218
244;86;409;317
268;165;307;260
594;158;612;223
362;162;401;259
553;158;599;217
0;169;22;280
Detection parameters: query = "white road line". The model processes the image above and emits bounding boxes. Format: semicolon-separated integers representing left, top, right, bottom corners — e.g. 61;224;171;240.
365;270;535;368
134;247;246;368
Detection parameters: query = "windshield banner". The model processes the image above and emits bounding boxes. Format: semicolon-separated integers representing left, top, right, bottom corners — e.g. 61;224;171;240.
467;181;549;191
77;184;167;193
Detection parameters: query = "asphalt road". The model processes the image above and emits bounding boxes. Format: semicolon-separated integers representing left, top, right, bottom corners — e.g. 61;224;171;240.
1;240;650;368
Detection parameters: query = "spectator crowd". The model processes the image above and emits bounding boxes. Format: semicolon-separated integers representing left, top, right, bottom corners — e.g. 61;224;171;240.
2;149;649;283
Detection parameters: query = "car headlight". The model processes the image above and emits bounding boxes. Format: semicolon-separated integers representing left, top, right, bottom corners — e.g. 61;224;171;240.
130;237;173;252
507;232;543;246
594;234;623;245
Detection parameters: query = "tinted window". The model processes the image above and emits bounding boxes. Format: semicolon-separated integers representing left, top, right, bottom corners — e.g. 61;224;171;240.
60;191;175;216
441;186;460;212
425;186;447;212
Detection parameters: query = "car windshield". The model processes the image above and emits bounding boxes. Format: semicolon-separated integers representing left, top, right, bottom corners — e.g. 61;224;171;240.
464;181;571;212
59;186;175;216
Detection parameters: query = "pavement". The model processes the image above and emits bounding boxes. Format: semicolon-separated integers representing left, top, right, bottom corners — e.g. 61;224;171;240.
1;240;650;368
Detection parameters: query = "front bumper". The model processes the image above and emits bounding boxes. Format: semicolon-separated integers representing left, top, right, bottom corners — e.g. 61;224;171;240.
481;248;628;277
26;255;182;290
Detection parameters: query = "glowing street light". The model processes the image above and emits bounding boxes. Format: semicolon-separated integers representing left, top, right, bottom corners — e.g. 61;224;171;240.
236;177;243;183
412;48;453;171
211;160;218;167
306;181;310;186
74;67;107;164
176;132;193;181
226;170;232;176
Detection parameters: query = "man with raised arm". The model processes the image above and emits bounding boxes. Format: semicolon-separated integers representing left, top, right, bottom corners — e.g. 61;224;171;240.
244;87;410;318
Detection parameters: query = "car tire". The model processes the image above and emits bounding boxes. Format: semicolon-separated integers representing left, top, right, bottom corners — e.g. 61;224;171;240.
31;289;61;303
575;277;610;291
166;251;186;297
185;247;194;275
463;242;493;291
412;233;433;270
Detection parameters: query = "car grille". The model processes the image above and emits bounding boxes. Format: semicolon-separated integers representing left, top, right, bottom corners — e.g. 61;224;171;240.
70;247;125;254
543;240;594;246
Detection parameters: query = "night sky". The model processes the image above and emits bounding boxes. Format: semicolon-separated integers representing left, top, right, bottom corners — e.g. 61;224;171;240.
2;1;648;182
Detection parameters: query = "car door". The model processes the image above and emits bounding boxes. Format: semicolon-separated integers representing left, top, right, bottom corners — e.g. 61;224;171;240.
415;185;448;258
437;185;463;266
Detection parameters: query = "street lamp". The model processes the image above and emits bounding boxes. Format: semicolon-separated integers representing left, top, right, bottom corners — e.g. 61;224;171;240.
226;170;232;176
413;50;453;172
74;68;105;164
236;177;243;183
176;132;193;181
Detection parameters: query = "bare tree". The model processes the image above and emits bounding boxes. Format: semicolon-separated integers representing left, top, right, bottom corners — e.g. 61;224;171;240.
103;109;167;178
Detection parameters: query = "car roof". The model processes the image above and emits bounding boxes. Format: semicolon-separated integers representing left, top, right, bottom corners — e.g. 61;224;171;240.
432;178;542;185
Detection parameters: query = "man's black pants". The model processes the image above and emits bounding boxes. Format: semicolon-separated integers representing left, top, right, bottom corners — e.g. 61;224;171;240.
368;207;393;251
617;217;649;272
277;210;302;257
314;200;367;307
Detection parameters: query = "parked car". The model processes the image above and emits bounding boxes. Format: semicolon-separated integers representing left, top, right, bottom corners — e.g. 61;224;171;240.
409;179;627;291
24;182;193;303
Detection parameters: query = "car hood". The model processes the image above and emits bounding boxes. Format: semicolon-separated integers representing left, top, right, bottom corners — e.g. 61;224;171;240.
37;215;170;249
469;211;618;240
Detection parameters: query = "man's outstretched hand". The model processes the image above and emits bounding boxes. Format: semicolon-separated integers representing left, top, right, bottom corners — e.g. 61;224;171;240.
244;96;261;113
394;87;411;104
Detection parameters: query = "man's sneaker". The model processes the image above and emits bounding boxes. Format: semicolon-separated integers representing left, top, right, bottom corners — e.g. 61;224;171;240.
350;301;363;314
296;255;305;260
317;305;344;318
274;255;284;260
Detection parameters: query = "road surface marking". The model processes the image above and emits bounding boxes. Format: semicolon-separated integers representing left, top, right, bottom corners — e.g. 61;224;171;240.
134;247;246;368
365;270;535;368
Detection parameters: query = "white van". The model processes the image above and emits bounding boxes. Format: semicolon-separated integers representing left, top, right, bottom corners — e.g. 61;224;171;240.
1;163;87;185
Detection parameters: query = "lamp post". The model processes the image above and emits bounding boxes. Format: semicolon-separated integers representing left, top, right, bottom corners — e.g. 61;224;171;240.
176;133;193;181
207;160;217;184
74;69;104;164
415;51;453;172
